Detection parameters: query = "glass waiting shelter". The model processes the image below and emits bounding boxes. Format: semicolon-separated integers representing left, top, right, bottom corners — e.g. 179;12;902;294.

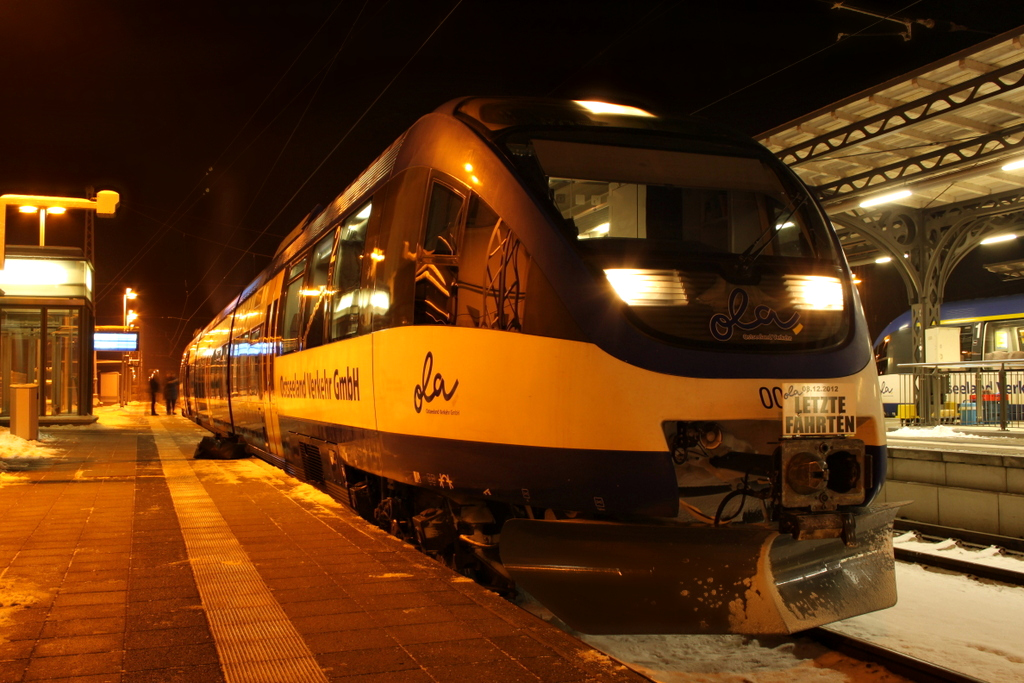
0;246;94;422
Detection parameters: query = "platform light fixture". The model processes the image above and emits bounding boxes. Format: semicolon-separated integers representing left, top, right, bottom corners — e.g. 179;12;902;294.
0;191;119;268
980;233;1018;245
123;287;138;330
858;189;912;208
1001;158;1024;172
875;256;893;264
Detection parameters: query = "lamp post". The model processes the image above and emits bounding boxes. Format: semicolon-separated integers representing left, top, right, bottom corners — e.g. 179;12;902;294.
17;205;66;246
0;191;118;268
121;288;138;406
123;287;137;330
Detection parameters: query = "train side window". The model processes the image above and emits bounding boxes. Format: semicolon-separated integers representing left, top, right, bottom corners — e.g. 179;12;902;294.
415;182;466;325
960;325;976;361
302;229;336;350
424;183;463;256
279;256;308;355
455;194;532;332
329;203;371;341
371;168;430;331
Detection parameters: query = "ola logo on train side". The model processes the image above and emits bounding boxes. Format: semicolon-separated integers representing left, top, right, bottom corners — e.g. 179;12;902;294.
413;351;459;414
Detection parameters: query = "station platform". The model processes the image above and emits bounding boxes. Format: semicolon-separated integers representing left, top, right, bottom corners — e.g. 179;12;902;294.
0;405;650;683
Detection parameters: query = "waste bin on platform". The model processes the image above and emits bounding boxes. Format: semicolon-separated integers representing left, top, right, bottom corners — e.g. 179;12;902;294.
981;394;1002;424
10;383;38;441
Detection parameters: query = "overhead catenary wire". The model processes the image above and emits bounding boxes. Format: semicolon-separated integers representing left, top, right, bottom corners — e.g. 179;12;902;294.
690;0;925;116
96;0;353;305
168;0;465;354
167;0;374;349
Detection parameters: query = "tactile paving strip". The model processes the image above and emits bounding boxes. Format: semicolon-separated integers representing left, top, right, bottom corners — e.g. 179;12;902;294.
151;422;330;683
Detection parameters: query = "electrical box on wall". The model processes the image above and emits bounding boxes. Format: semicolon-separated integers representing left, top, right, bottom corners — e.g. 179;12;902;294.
925;327;961;363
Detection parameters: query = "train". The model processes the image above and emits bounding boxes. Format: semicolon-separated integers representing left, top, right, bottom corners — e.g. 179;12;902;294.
874;294;1024;419
875;293;1024;373
182;97;898;635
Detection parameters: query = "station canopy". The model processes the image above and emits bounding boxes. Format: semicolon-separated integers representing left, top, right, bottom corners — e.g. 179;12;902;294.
758;26;1024;269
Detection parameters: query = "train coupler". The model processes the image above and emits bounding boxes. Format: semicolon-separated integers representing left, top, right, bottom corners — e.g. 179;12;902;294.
779;510;858;546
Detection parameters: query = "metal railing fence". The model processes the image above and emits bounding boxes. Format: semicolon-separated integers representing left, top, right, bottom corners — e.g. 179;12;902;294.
879;360;1024;430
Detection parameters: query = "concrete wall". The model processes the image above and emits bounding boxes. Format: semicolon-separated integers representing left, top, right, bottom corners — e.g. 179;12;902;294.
876;446;1024;538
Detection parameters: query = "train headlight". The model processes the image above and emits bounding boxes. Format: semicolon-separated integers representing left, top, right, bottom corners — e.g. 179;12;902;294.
785;275;843;310
604;269;688;306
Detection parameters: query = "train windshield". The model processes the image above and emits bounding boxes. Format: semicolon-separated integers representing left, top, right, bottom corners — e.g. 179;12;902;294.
503;135;850;350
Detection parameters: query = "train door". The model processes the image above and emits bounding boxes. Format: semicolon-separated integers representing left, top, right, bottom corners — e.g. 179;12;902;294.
260;272;286;462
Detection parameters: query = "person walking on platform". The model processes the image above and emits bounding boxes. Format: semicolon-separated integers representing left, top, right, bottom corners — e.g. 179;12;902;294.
148;371;160;416
164;374;180;415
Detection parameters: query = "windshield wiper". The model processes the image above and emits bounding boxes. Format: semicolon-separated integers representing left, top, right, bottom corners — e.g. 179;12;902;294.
738;192;810;269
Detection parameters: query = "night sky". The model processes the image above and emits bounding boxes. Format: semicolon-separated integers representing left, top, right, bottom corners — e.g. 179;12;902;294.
2;0;1023;373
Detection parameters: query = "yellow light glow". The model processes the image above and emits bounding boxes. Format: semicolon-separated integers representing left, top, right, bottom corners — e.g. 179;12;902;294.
874;256;892;264
981;233;1017;245
575;100;655;117
18;206;38;214
299;286;332;297
335;292;355;311
370;248;385;262
604;269;688;306
1002;158;1024;172
0;259;70;286
579;223;610;240
859;189;912;208
370;291;389;311
785;275;844;310
46;206;66;215
464;163;474;172
471;175;480;185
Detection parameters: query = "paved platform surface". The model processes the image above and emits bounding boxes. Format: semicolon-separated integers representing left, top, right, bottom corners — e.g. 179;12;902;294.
0;405;650;683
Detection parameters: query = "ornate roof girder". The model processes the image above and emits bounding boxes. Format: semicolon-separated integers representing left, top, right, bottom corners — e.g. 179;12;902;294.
777;57;1024;167
814;121;1024;202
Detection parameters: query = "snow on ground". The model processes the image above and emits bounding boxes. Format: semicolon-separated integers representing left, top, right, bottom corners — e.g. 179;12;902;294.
887;425;981;438
894;531;1024;575
580;632;910;683
515;595;911;683
525;547;1024;682
0;428;61;487
829;562;1024;682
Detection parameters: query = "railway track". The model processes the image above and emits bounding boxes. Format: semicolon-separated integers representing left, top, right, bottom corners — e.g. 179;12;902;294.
806;628;990;683
801;521;1024;682
892;520;1024;587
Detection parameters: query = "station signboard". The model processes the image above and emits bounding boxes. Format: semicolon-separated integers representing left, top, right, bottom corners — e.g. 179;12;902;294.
94;331;138;351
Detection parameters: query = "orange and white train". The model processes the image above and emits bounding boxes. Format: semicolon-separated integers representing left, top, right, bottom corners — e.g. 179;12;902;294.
183;97;898;635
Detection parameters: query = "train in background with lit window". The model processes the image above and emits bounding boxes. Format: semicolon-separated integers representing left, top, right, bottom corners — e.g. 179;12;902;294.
182;97;898;635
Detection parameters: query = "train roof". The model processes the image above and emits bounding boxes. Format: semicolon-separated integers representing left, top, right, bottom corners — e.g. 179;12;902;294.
874;292;1024;346
440;96;770;152
192;96;796;343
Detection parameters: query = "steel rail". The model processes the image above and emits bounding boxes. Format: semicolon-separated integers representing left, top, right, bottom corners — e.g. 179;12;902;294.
891;520;1024;587
806;627;989;683
893;520;1024;554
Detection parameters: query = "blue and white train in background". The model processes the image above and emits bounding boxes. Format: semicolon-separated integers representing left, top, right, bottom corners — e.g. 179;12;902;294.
875;293;1024;418
182;97;898;635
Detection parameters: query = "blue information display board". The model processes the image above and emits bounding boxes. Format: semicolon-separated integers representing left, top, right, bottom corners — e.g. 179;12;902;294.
94;332;139;351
